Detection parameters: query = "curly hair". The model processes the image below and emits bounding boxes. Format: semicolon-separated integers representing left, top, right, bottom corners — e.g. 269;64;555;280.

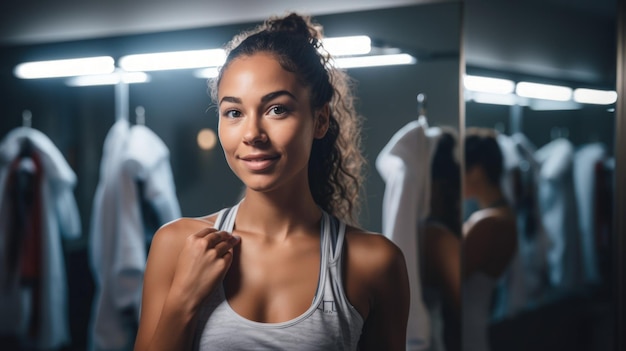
209;13;366;225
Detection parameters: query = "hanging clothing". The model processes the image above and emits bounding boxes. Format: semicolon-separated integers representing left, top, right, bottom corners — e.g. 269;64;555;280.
0;127;81;350
376;116;442;351
573;142;607;285
491;133;552;320
510;133;550;306
194;204;363;350
89;120;181;351
489;134;526;321
535;138;582;292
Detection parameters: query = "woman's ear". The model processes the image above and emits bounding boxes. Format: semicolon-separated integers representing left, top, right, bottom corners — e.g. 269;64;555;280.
314;104;330;139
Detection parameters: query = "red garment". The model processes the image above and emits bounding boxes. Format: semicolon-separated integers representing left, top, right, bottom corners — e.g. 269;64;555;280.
5;144;44;338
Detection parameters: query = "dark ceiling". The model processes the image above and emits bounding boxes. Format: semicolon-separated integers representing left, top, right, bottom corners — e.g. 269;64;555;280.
0;0;618;87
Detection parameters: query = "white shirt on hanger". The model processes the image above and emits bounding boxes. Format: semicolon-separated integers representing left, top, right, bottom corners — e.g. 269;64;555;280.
376;116;442;351
89;120;181;351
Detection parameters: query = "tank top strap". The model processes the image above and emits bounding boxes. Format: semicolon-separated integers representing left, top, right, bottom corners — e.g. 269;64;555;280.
213;207;232;231
214;203;240;232
322;211;346;262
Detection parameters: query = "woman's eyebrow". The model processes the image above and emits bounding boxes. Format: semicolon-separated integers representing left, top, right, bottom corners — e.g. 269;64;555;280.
261;90;298;103
219;96;241;106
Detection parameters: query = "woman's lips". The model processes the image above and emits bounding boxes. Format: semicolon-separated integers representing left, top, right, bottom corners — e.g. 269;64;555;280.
239;154;280;171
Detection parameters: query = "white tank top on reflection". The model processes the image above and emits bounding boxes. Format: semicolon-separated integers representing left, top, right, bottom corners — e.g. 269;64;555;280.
193;205;364;350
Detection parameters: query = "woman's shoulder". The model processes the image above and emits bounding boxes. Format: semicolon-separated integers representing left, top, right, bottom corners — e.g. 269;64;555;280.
344;226;406;277
152;212;220;246
464;207;516;237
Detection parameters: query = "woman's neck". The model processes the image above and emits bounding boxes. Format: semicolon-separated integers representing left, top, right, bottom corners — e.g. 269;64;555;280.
235;189;322;241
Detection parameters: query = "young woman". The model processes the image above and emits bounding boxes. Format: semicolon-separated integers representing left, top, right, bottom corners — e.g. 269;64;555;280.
134;13;409;351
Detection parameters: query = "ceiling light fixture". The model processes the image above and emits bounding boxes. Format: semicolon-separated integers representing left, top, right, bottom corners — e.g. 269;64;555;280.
573;88;617;105
193;67;220;79
321;36;372;56
515;81;572;101
334;54;416;69
14;56;115;79
65;71;150;86
119;49;226;72
464;75;515;94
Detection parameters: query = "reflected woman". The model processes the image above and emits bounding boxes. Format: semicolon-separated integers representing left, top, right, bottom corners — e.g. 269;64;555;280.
461;127;517;351
421;129;461;351
133;13;410;351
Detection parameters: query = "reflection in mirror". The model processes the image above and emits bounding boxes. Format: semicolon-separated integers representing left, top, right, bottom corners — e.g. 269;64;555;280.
463;0;617;350
0;2;462;350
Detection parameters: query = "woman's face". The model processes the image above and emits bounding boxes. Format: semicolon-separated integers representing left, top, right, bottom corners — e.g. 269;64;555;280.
217;52;326;193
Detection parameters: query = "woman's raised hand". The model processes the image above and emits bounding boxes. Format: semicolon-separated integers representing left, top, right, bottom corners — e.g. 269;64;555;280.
169;228;241;311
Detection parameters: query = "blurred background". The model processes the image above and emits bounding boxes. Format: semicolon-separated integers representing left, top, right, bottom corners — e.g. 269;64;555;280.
0;0;622;350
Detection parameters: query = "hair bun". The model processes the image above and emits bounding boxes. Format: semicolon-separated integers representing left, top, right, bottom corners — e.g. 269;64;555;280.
266;13;323;46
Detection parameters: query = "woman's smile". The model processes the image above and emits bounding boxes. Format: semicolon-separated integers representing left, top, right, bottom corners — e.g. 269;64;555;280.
238;153;281;171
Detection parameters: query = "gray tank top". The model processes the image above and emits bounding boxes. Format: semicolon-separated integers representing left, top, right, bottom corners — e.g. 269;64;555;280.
193;204;364;350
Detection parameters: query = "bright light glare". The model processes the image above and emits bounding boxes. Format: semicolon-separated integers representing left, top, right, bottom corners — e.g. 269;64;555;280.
573;88;617;105
66;71;150;86
194;67;220;79
470;92;519;106
334;54;416;69
14;56;115;79
516;82;572;101
119;49;226;71
322;36;371;56
464;75;515;94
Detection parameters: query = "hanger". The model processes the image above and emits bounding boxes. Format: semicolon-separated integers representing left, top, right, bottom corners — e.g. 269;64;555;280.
417;93;427;121
22;110;32;128
549;126;569;140
135;105;145;126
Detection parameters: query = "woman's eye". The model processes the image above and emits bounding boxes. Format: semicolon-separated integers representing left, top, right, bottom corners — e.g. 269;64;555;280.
268;105;288;116
224;110;242;118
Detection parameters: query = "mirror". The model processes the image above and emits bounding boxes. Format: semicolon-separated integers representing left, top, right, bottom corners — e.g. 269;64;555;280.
0;2;463;350
462;0;617;350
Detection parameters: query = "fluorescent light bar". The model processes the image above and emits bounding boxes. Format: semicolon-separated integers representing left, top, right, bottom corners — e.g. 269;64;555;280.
573;88;617;105
14;56;115;79
322;36;371;56
194;67;220;79
65;71;150;86
527;99;581;111
335;54;416;69
464;75;515;94
469;92;519;106
516;81;572;101
119;49;226;71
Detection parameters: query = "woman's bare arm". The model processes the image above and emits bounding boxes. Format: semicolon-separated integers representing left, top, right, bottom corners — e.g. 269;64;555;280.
134;219;240;351
346;232;410;351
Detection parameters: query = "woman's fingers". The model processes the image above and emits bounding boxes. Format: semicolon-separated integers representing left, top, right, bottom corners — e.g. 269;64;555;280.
204;231;236;249
192;227;219;238
189;228;240;255
213;235;241;257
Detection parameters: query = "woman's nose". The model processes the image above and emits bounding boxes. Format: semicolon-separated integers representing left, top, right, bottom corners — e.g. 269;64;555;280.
242;116;268;145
